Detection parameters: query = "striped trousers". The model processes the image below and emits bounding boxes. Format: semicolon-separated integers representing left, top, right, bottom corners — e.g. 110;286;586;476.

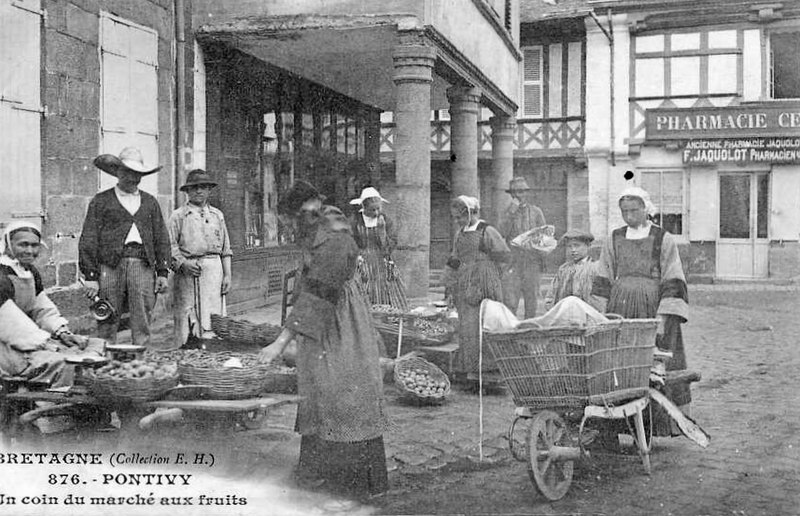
97;258;156;347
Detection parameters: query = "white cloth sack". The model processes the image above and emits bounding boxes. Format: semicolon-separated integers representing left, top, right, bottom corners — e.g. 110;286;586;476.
510;224;557;253
519;296;609;329
479;299;519;331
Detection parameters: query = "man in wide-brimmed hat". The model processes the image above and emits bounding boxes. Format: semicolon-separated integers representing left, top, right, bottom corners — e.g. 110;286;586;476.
168;169;232;347
500;176;547;318
544;228;603;311
78;147;171;347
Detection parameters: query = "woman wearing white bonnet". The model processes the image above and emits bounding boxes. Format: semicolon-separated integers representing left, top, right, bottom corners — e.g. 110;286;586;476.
445;195;510;388
592;184;692;440
0;221;103;387
349;186;408;310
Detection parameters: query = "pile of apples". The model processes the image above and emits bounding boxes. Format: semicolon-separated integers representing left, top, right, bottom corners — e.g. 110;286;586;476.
397;367;448;397
94;359;177;380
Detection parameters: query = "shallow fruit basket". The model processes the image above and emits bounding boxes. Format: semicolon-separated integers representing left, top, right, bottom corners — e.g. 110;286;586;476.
393;355;451;403
85;360;179;402
179;350;296;399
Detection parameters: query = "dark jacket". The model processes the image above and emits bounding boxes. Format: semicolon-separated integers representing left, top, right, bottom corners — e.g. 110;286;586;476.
78;188;171;280
350;213;396;257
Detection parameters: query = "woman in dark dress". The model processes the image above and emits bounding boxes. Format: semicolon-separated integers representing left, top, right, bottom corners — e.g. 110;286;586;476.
592;186;691;437
350;187;408;311
445;196;510;385
259;181;389;500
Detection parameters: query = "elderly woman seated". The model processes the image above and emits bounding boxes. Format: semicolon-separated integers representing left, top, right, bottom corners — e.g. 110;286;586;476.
0;222;103;388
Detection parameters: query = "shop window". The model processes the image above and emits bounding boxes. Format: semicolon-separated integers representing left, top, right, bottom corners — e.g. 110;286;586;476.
639;170;685;236
770;32;800;99
521;46;543;117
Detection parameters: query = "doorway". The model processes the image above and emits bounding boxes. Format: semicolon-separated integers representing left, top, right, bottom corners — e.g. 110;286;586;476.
717;172;769;278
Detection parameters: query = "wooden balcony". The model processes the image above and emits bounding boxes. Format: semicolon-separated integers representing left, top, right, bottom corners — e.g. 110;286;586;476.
379;116;585;157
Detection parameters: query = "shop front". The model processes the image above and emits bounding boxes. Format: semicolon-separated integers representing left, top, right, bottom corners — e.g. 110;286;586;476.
641;102;800;281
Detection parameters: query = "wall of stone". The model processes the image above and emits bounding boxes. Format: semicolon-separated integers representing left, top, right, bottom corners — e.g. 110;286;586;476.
40;0;176;325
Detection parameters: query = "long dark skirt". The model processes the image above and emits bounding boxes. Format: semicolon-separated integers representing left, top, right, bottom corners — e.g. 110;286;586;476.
296;434;388;499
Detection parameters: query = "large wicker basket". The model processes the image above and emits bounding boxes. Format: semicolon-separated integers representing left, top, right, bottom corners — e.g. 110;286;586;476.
210;314;282;345
393;355;451;403
85;364;179;403
179;351;295;399
483;318;657;409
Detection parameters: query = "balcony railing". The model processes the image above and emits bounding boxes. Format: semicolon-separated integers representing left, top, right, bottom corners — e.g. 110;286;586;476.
380;117;585;154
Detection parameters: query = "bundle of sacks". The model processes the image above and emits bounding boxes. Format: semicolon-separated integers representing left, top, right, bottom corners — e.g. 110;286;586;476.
481;296;608;332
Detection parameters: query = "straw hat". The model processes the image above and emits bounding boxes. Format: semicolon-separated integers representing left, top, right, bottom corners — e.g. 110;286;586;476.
350;187;388;205
94;147;161;176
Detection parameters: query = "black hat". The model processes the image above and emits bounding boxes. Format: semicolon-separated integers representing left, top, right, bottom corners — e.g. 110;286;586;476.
278;181;325;215
179;169;218;192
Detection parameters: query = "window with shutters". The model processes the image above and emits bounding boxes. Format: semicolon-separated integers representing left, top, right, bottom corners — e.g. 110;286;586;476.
521;46;543;118
639;169;686;238
0;0;43;226
99;13;160;195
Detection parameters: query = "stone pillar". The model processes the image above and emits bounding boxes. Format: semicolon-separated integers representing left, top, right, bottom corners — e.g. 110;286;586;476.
393;44;436;298
490;114;516;228
447;86;482;200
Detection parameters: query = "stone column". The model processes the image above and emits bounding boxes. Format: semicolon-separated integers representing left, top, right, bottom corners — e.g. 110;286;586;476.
490;115;516;228
393;44;436;298
447;86;482;200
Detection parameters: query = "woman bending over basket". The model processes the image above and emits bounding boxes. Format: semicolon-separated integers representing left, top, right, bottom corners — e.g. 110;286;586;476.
258;181;389;501
445;196;510;388
592;186;691;437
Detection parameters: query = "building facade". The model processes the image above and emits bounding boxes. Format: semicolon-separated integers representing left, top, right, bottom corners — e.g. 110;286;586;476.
585;0;800;281
0;0;522;325
0;0;177;327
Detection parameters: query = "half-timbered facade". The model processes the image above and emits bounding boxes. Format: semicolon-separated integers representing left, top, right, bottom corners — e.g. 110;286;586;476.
587;0;800;281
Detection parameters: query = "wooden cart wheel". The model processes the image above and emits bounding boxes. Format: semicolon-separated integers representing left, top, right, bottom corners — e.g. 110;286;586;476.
527;410;574;501
240;409;266;430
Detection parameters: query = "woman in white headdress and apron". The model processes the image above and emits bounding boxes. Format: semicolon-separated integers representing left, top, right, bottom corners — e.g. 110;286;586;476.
592;186;691;437
0;221;103;387
349;187;408;311
445;196;510;385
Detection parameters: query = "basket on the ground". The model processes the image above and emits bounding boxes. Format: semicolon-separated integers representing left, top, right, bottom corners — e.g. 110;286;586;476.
210;315;282;345
178;350;295;399
85;360;179;402
484;318;656;409
393;355;451;403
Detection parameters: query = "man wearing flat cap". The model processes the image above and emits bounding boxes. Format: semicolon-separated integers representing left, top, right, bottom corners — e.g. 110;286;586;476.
500;177;547;318
168;169;232;346
79;147;171;347
545;229;604;311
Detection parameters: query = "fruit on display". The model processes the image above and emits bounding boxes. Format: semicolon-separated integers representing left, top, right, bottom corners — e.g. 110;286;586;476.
93;359;177;380
396;367;448;397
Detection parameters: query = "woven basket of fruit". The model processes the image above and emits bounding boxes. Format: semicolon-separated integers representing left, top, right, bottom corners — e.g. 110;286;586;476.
179;350;296;399
373;316;455;348
210;314;230;338
393;355;451;403
209;315;282;345
86;359;179;402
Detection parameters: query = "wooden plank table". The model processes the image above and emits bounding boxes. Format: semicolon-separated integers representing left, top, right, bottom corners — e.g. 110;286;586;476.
144;394;302;412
